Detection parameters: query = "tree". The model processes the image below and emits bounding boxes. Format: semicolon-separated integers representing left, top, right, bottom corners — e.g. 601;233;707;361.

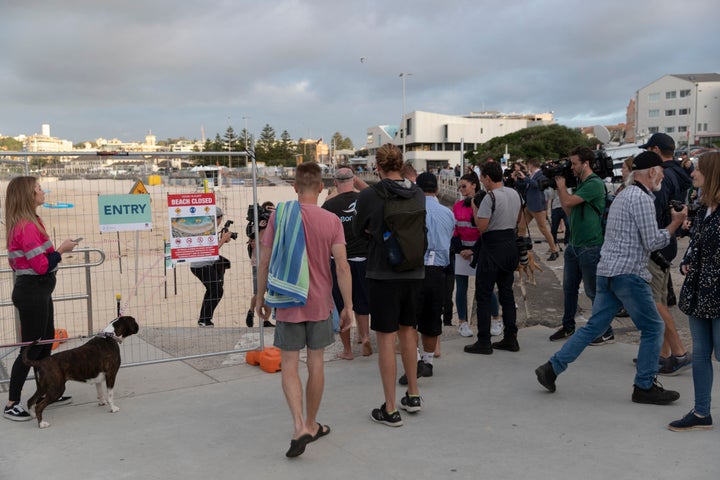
0;137;23;151
255;124;277;164
275;130;296;165
331;132;354;150
223;126;239;152
466;124;590;166
238;128;251;151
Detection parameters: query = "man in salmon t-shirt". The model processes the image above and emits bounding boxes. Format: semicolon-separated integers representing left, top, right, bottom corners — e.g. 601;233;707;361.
256;162;353;458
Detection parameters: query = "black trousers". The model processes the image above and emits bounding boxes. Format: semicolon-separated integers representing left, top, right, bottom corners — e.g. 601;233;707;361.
9;274;56;402
442;264;455;325
190;262;226;323
475;265;517;345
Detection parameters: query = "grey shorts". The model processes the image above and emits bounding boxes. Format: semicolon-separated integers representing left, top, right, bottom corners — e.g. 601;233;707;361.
648;260;669;305
273;315;335;351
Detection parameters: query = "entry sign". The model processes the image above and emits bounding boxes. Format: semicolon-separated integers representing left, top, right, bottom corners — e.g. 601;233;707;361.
98;194;153;232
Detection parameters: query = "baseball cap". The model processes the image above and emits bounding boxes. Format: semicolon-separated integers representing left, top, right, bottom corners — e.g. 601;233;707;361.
215;207;224;217
334;168;354;180
416;172;438;192
632;151;663;170
638;133;675;151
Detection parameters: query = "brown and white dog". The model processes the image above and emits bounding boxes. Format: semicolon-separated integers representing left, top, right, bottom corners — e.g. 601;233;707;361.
516;250;544;287
22;316;139;428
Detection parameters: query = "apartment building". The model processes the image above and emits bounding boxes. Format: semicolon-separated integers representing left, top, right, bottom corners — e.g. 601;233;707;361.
635;73;720;147
365;110;554;172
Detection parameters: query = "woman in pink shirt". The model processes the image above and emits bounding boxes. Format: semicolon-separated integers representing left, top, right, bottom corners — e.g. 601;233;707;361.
3;177;78;422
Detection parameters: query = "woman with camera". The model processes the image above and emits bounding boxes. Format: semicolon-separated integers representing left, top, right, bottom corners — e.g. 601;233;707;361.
452;172;501;338
191;207;233;327
668;151;720;431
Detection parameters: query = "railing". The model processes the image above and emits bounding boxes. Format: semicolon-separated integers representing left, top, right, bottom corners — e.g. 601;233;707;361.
0;248;106;338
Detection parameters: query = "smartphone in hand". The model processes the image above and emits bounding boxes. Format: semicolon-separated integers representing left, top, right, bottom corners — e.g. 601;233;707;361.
72;237;83;243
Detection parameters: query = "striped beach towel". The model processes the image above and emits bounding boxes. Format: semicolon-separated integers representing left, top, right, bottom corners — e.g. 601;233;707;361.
265;201;309;308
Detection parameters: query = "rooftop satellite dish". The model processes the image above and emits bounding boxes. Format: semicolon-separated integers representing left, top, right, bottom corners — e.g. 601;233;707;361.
593;125;611;145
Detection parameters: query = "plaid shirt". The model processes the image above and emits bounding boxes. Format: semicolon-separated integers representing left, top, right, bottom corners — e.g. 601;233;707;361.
597;184;670;282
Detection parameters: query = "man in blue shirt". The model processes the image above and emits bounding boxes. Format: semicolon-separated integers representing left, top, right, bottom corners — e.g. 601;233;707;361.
399;172;455;384
536;151;687;405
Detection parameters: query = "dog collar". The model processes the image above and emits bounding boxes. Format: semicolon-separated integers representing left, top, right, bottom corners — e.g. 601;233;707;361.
95;332;122;343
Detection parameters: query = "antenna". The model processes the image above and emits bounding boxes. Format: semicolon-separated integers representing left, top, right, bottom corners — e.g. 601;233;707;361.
593;125;611;145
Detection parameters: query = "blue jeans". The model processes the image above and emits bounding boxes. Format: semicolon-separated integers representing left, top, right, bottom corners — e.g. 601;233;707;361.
688;315;720;416
455;275;498;320
550;274;664;389
551;207;569;245
561;245;611;339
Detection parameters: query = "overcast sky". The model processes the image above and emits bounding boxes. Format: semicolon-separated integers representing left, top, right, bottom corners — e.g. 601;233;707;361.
1;0;718;148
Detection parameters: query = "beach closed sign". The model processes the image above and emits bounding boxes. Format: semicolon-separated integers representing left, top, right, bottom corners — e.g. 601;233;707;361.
98;194;153;232
167;193;220;262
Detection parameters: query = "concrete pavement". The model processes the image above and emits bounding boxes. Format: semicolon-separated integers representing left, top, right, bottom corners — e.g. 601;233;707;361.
1;325;717;480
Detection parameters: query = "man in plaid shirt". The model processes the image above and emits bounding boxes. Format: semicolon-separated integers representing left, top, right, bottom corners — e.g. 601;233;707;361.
535;151;687;405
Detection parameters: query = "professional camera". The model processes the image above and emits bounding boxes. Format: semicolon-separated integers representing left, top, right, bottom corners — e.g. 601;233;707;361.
220;220;239;241
591;149;614;180
245;204;272;239
503;163;527;188
669;200;700;219
540;159;577;189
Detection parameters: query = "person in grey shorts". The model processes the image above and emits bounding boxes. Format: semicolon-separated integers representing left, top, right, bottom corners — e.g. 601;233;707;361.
256;162;353;458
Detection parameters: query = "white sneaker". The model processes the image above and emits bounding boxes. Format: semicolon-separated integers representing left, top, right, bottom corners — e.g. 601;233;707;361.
490;319;503;336
458;322;473;337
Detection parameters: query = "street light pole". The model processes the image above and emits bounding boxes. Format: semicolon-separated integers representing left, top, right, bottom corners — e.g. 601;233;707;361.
242;116;250;150
227;116;232;170
399;72;412;156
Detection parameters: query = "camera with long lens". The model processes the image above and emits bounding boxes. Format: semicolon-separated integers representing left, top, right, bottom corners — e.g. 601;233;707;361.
516;236;533;265
220;220;238;241
540;159;577;189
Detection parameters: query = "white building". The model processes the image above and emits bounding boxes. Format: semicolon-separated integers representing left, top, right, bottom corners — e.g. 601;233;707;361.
23;124;73;154
635;73;720;147
366;110;554;172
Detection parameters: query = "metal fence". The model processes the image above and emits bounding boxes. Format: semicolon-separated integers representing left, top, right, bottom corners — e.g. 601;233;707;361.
0;166;285;383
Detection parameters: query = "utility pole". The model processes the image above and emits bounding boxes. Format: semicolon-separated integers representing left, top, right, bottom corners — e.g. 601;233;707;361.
399;72;412;156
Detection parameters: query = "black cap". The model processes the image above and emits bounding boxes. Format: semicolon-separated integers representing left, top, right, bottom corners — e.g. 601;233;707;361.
638;133;675;151
416;172;438;192
632;151;663;170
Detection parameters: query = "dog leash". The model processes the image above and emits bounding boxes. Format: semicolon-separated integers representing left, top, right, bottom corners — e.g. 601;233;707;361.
0;317;122;349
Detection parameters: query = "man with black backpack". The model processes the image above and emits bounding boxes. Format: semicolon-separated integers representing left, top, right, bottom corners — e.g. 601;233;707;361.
354;143;427;427
548;147;614;344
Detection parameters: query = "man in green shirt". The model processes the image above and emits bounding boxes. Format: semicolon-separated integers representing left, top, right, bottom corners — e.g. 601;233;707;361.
549;147;613;343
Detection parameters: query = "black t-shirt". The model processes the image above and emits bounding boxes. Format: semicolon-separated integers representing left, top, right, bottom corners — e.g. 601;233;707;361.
322;191;368;258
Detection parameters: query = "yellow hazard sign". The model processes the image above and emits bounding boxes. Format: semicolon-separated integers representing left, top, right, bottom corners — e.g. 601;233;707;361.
130;180;149;195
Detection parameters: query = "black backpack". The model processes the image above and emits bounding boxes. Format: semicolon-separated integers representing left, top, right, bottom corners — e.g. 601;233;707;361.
372;182;427;272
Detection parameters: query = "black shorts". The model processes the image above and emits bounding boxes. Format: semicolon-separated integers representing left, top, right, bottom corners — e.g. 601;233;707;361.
331;258;370;315
368;278;422;333
417;266;445;337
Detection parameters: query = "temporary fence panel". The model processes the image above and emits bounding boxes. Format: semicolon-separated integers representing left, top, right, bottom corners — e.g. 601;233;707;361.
0;156;290;383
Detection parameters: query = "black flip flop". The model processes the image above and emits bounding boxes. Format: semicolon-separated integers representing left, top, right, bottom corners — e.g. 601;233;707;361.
311;423;331;441
286;433;313;458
